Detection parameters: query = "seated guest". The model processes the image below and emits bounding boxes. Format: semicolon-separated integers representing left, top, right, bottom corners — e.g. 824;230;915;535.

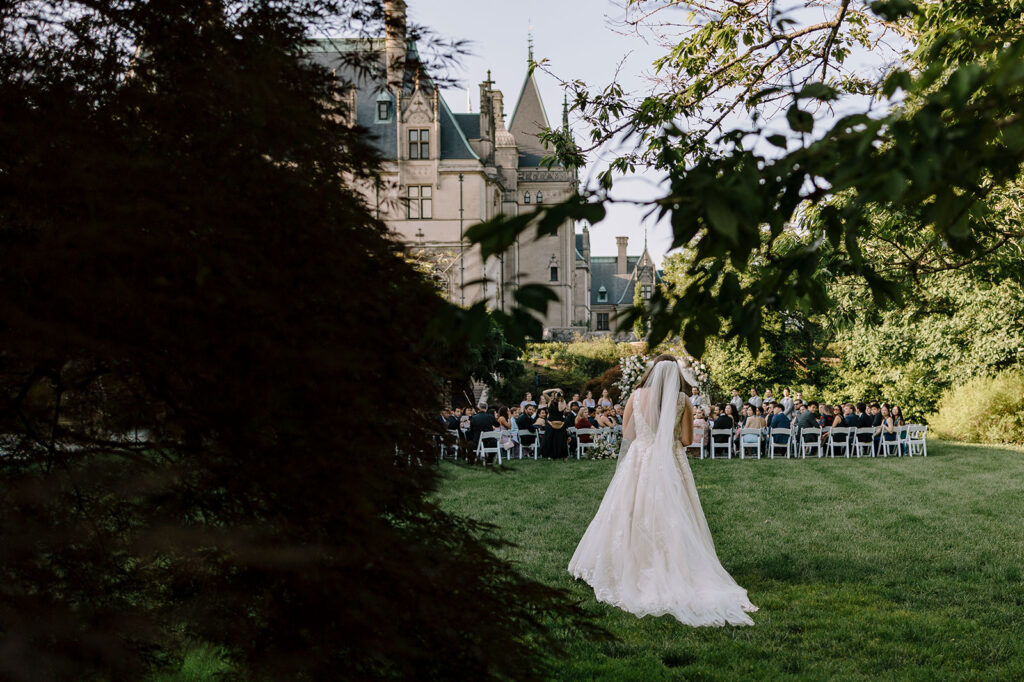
459;407;472;431
843;403;858;428
891;405;906;426
534;407;548;429
870;401;882;427
445;408;460;431
575;407;593;443
768;404;791;444
819;404;833;429
855;402;873;443
516;405;538;446
742;411;767;444
613;404;625;424
467;403;499;453
712;404;734;444
794;402;819;441
876;404;897;444
595;407;615;428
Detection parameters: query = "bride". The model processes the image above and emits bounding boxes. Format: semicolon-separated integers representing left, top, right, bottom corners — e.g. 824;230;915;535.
568;354;757;626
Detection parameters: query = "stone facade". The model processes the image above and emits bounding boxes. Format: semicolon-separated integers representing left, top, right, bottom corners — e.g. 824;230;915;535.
312;1;659;335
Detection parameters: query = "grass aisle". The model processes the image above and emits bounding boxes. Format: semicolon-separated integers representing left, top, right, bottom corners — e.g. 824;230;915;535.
436;443;1024;681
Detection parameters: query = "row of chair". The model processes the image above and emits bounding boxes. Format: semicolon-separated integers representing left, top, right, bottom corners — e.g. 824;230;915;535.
690;424;929;459
439;426;623;464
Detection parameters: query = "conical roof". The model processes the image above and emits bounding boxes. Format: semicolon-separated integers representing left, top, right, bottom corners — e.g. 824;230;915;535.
508;69;552;164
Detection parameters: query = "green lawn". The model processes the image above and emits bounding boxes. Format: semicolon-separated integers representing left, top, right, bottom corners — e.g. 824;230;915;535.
436;442;1024;681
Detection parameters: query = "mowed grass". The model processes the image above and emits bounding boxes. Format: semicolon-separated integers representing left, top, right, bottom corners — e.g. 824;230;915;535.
436;442;1024;681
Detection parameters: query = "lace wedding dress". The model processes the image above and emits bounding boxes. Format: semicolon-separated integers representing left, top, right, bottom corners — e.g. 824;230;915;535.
568;361;757;626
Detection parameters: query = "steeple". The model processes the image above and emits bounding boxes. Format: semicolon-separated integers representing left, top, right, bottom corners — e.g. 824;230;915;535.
509;52;552;162
528;22;534;62
562;92;569;131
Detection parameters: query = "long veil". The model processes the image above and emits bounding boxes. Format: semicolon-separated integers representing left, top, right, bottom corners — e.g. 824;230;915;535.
569;361;757;626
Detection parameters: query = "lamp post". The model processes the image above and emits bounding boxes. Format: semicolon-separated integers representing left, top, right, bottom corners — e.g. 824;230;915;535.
458;172;465;306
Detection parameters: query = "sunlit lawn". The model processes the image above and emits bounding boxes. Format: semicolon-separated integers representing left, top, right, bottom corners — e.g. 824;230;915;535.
436;442;1024;680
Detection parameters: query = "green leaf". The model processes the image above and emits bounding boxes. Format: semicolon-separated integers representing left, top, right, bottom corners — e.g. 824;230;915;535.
766;134;788;149
796;82;838;102
786;105;814;133
705;195;739;242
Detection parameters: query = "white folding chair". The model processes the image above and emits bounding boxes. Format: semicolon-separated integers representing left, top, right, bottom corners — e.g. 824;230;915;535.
710;429;733;459
854;427;876;458
738;428;762;459
476;430;503;465
878;428;901;457
827;426;853;458
906;424;928;456
768;428;792;459
575;428;601;459
688;427;707;460
446;429;462;460
799;427;822;458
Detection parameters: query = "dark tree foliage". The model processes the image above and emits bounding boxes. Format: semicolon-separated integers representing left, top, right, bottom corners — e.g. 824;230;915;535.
0;2;602;680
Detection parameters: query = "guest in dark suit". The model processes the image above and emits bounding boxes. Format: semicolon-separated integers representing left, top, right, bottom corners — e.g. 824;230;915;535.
444;409;460;431
768;404;791;444
712;404;734;444
467;403;499;453
843;403;858;427
516;404;538;448
855;402;873;443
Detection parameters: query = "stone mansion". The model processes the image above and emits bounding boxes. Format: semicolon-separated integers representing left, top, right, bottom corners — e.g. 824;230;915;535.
311;1;659;335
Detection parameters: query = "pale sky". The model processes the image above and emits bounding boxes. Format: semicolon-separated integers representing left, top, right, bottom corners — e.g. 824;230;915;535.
405;1;904;267
408;0;672;264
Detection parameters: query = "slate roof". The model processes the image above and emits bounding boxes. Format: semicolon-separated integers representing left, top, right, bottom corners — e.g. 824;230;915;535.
590;256;640;306
509;67;565;168
306;38;477;161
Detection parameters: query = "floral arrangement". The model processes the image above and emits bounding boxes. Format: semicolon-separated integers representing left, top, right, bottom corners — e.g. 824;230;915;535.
615;354;649;403
616;351;712;402
586;438;618;460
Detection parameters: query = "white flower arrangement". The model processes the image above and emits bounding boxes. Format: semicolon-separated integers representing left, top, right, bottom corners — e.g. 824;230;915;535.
586;439;618;460
617;352;712;401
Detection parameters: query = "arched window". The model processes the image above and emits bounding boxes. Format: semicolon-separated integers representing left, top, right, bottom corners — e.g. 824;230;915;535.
523;191;531;204
536;191;544;204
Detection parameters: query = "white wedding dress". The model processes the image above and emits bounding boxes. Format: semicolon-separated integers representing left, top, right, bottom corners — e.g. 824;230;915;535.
568;361;757;626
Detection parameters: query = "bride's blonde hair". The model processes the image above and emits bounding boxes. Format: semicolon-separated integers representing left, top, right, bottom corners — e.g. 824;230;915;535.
636;354;678;389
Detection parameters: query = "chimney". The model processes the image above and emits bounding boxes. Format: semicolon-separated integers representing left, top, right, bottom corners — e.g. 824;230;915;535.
384;0;407;93
616;236;628;274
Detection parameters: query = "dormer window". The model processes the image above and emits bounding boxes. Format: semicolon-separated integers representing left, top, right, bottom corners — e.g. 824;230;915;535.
597;286;608;303
375;92;393;122
523;191;531;204
408;129;429;159
536;191;544;204
642;284;652;300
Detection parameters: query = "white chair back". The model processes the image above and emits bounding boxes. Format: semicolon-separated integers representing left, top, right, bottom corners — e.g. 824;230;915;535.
710;428;733;459
854;427;876;457
826;426;853;458
738;428;763;459
476;429;504;465
687;427;707;459
574;428;601;459
768;428;792;459
798;427;822;458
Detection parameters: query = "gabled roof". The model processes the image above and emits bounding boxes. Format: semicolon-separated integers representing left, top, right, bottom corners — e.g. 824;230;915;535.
589;248;659;306
306;38;478;161
508;70;552;164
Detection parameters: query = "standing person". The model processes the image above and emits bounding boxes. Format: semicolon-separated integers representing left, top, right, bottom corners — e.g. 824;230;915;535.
780;389;794;417
520;392;537;409
689;386;703;408
599;389;614;408
748;389;762;411
538;389;570;459
569;355;757;626
763;388;776;406
583;391;597;409
729;389;744;415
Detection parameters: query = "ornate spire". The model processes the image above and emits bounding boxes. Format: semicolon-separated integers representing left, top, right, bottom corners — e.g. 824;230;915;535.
528;22;534;62
562;92;569;131
467;88;472;113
